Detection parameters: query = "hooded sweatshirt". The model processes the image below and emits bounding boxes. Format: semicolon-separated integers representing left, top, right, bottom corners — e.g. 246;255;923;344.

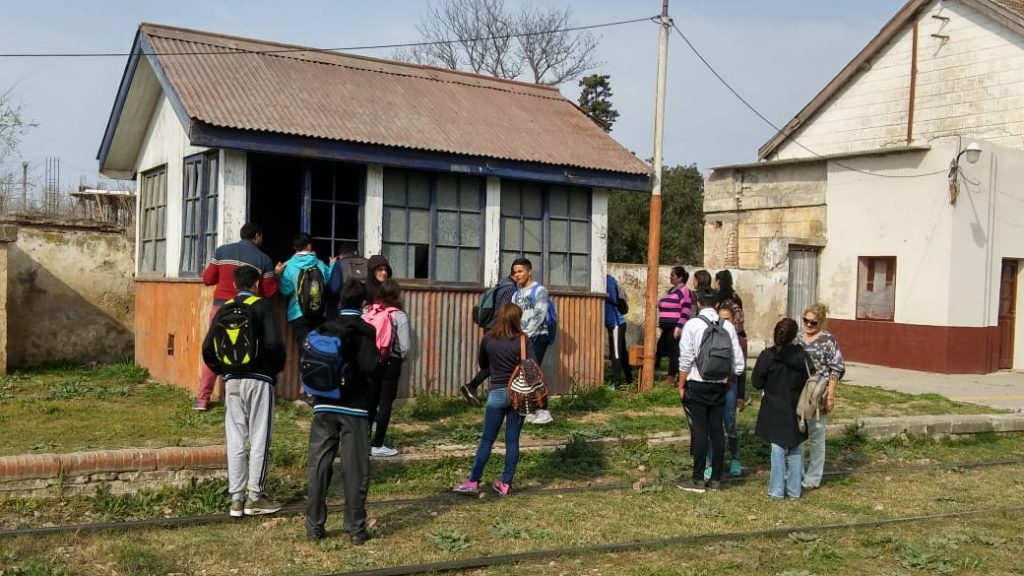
365;254;393;304
310;310;380;416
752;343;813;448
279;251;333;322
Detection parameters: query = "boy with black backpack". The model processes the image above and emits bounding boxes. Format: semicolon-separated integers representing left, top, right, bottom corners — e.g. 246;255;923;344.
201;266;286;517
305;279;381;545
675;290;745;493
276;233;333;346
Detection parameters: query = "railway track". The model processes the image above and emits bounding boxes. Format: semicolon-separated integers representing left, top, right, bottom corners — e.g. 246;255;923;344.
1;457;1021;539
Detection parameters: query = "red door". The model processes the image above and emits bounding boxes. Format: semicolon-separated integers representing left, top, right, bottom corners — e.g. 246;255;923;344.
998;259;1018;369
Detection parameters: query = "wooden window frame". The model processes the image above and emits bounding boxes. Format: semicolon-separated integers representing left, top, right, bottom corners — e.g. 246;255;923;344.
139;165;168;276
856;256;897;321
306;160;363;259
179;152;219;276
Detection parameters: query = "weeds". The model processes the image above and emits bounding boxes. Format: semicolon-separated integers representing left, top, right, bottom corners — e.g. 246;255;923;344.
2;560;72;576
491;520;551;540
428;528;470;552
116;544;180;576
401;386;469;421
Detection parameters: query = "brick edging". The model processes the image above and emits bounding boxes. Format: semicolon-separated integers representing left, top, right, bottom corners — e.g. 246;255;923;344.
0;446;227;482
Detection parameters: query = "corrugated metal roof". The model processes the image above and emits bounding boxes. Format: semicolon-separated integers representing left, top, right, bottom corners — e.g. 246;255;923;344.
140;23;648;176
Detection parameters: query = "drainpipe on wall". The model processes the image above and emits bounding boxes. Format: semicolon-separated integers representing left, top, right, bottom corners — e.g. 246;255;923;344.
907;19;919;143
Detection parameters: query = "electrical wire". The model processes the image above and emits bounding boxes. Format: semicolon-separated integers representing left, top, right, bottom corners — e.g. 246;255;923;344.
0;16;655;58
669;21;949;179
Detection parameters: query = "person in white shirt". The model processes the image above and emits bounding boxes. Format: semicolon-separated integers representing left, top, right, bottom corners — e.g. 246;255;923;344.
675;290;745;493
510;258;554;425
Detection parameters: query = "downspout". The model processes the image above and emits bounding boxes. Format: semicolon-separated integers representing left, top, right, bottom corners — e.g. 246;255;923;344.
907;18;919;144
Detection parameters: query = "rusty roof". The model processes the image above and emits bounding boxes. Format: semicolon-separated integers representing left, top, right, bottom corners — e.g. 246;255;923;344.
137;23;648;176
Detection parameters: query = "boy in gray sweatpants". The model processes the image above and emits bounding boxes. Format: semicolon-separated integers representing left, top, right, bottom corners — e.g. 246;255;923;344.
202;266;286;517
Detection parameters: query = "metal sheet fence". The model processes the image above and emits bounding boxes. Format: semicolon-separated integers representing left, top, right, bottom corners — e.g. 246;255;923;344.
135;280;607;400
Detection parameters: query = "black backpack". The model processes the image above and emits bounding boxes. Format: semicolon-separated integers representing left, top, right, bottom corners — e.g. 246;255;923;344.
211;296;261;369
297;265;327;322
472;284;501;328
340;256;369;284
694;316;734;381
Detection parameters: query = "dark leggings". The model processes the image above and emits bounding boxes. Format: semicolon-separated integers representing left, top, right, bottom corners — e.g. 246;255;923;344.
655;322;680;375
368;357;404;448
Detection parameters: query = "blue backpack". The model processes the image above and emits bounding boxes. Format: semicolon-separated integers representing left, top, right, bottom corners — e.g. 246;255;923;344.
299;329;348;399
529;284;558;344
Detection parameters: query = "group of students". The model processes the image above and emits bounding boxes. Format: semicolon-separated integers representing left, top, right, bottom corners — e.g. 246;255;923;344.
651;266;846;499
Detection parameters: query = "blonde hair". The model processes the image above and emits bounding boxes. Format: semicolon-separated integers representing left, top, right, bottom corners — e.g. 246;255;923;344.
803;303;830;329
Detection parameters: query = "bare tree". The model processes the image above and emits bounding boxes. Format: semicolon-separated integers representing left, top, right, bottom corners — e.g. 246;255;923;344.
398;0;598;85
0;88;33;166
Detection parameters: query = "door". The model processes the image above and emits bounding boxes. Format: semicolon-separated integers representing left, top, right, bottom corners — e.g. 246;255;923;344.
998;259;1018;369
787;247;820;320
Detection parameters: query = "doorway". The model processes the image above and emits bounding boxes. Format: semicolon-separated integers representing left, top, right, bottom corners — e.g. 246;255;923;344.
999;259;1018;370
787;247;820;320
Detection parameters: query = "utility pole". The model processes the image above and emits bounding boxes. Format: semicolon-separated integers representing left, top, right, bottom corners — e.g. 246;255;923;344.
640;0;671;392
21;161;28;211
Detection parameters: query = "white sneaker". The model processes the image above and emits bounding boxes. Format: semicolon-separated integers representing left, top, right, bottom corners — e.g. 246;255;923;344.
524;412;538;424
371;445;399;457
531;410;553;424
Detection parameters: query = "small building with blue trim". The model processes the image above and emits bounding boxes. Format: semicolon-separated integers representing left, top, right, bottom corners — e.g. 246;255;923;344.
98;23;650;399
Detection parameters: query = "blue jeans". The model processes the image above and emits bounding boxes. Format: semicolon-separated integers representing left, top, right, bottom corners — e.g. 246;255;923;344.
769;443;803;499
803;414;828;487
469;388;525;484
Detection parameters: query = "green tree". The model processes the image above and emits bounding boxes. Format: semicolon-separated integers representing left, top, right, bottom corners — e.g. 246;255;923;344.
577;74;619;132
608;164;704;265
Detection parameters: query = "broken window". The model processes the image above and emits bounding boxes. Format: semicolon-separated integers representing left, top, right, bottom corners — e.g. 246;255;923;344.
140;165;167;275
856;256;896;321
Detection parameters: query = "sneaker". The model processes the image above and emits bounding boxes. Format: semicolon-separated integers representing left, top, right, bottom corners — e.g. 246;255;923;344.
675;478;707;493
452;479;480;496
531;410;553;424
191;400;208;411
350;531;371;546
371;446;399;457
706;480;722;491
492;479;511;497
229;499;244;518
244;496;283;516
729;459;742;477
460;384;482;407
802;483;819;491
524;412;538;424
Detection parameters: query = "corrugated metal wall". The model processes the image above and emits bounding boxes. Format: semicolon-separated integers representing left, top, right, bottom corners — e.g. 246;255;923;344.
136;280;607;400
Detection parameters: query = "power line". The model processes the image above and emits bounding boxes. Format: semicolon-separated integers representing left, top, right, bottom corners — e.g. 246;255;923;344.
670;21;948;179
0;16;655;58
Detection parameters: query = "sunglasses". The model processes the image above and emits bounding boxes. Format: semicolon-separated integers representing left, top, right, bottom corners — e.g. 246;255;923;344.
803;318;819;327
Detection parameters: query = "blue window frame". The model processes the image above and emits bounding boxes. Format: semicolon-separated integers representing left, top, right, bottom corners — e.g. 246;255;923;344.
180;152;218;276
308;160;363;258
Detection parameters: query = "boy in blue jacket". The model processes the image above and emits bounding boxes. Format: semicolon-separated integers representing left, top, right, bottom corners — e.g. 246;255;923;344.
275;232;333;346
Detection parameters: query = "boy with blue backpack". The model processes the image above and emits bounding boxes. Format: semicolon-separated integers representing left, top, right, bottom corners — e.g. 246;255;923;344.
303;279;380;545
201;266;286;517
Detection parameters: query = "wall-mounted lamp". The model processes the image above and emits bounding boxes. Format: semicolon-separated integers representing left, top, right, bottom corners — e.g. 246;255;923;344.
948;142;981;205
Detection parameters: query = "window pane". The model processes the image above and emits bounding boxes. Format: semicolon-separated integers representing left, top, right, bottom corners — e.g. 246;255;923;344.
409;209;431;244
335;204;359;242
408;172;430;208
142;242;154;272
206;195;217;234
437;174;458;210
155;239;166;272
502;217;521;249
411;244;430;279
436;247;458;282
384;243;407;278
383;169;405;205
570;189;589;219
549;185;569;218
571;221;590;253
523;218;543;252
500;252;517;277
550;219;568;252
571;254;590;286
521;183;543;218
383;207;406;242
526;252;543;283
460;249;480;282
436;211;459;245
311;200;332;238
181;241;194;273
311;162;334;200
460;213;480;246
549;253;568;287
500;182;521;215
460;176;481;211
205;236;217;265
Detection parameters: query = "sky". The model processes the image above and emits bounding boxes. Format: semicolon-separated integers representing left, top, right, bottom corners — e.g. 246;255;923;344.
0;0;905;192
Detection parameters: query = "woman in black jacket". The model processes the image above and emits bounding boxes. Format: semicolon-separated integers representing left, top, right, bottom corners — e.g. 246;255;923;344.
753;318;812;500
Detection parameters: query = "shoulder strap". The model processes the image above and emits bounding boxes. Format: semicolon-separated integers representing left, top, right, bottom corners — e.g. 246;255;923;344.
242;295;261;306
530;283;539;302
697;315;712;327
519;334;527;360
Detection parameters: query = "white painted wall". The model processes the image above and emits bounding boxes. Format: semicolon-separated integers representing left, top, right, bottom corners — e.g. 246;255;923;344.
591;188;609;293
483;176;502;285
220;149;247;243
363;164;384;257
774;0;1024;160
134;94;207;277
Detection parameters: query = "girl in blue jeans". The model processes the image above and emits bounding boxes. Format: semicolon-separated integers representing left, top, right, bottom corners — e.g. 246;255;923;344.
752;318;812;499
453;304;535;497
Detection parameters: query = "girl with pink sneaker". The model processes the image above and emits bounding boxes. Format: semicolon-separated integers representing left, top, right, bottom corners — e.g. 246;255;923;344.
453;304;535;497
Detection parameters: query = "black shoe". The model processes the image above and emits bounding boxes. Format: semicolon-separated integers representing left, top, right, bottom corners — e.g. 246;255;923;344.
460;384;482;407
350;531;371;546
307;531;325;543
707;480;722;491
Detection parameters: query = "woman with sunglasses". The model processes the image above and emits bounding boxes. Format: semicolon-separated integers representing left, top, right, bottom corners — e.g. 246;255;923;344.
797;303;845;490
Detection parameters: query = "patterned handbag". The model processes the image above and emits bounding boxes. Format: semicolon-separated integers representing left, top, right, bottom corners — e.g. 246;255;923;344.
508;335;548;415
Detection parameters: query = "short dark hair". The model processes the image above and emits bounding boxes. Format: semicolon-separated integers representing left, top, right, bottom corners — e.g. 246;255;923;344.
233;266;260;291
339;278;367;309
511;257;532;270
240;223;262;240
292;232;312;252
337;241;357;258
696;290;717;307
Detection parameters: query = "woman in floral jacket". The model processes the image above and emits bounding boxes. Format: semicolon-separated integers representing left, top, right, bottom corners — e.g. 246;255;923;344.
797;303;845;490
